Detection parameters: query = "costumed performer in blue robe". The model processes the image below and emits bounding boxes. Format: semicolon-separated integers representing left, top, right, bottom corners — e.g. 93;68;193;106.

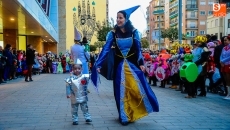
91;5;159;125
71;28;90;74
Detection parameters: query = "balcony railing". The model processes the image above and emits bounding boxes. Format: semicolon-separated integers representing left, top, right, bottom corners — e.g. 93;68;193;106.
170;10;178;16
170;19;178;26
154;19;164;22
186;4;198;9
155;26;165;29
186;25;198;29
169;1;178;9
186;15;198;19
153;10;164;14
154;4;164;7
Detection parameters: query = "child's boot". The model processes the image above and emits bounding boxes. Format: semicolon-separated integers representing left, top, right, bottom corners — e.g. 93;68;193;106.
84;113;92;122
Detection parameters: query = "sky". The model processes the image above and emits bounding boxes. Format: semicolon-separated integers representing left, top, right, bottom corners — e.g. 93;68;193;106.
109;0;150;34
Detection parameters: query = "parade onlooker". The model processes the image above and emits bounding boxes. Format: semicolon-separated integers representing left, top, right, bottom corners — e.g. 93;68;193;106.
220;36;230;100
3;44;13;82
25;44;35;82
0;46;7;83
214;36;227;96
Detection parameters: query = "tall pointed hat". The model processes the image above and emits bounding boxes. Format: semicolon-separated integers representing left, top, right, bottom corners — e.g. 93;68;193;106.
119;5;140;20
74;27;81;41
74;58;82;65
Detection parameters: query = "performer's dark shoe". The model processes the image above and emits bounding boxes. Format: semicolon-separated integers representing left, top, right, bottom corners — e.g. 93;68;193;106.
185;95;192;98
25;79;29;82
198;92;206;97
29;78;33;81
152;84;157;86
72;121;78;125
175;89;181;91
219;93;227;96
86;119;92;122
120;121;129;126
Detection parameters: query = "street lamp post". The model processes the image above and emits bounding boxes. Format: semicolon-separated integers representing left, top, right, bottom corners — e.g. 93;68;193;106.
178;0;182;44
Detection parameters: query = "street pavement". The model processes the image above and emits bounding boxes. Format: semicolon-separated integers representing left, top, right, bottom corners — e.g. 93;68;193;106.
0;73;230;130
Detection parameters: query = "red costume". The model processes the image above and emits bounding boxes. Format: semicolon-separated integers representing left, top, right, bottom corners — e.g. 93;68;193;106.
61;55;67;73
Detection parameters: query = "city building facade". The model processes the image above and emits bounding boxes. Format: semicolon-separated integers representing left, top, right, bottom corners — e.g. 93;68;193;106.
0;0;58;54
146;0;156;50
206;15;224;39
146;0;224;50
152;0;165;50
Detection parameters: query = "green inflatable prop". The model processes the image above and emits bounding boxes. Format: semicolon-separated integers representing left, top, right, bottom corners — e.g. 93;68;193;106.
180;62;198;82
179;54;198;82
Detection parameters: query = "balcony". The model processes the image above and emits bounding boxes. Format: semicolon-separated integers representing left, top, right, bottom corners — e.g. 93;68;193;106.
186;25;198;29
154;18;164;22
186;4;198;10
153;10;164;14
170;19;178;27
154;39;165;44
186;35;197;38
154;4;164;8
186;15;198;20
169;10;178;18
154;26;165;30
169;1;178;9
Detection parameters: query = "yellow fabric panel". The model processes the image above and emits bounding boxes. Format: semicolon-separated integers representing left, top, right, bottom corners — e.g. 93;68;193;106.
123;61;148;122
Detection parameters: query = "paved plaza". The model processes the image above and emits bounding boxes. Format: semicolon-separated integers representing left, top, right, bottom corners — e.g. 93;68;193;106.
0;74;230;130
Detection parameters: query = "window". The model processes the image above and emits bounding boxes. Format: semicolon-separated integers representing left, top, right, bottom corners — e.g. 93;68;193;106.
215;19;218;26
211;20;214;27
215;33;218;39
200;21;205;25
189;22;196;28
220;33;222;38
187;0;197;5
208;11;213;15
191;40;195;45
228;19;230;28
200;1;206;5
200;11;205;15
191;11;195;17
200;31;205;35
191;31;195;37
208;1;213;5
